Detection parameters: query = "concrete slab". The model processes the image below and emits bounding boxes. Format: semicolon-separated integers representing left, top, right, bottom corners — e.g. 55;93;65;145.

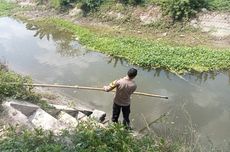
77;111;86;120
90;109;106;122
49;104;92;117
9;101;39;117
49;104;79;118
2;102;33;128
29;108;61;130
79;116;89;122
57;111;78;127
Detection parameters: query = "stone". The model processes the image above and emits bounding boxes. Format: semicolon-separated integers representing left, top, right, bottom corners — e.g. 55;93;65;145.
2;101;32;127
49;104;78;117
10;101;39;117
139;6;162;25
90;109;106;122
57;111;78;127
76;111;86;120
29;108;61;130
50;104;93;116
69;7;83;17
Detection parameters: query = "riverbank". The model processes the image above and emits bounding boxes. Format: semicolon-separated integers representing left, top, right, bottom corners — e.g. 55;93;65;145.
1;0;230;74
1;1;230;151
0;64;182;152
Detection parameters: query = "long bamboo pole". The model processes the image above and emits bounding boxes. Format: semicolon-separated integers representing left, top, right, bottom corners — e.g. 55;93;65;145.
23;83;168;99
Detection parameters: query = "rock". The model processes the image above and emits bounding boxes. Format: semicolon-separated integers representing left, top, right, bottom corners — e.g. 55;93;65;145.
77;111;86;120
10;101;39;117
69;7;83;17
57;111;78;127
49;104;79;117
138;6;162;25
29;108;63;130
192;12;230;37
1;100;106;133
162;32;167;36
201;8;208;13
107;11;125;20
90;109;106;122
2;101;32;127
17;0;36;7
79;116;89;122
190;19;198;28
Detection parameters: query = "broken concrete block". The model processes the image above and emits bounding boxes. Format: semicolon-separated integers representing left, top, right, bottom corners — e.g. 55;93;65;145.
76;111;86;120
90;110;106;122
49;104;75;111
57;111;78;127
29;108;61;130
48;104;79;118
49;104;93;116
79;116;89;122
9;100;39;117
2;101;33;127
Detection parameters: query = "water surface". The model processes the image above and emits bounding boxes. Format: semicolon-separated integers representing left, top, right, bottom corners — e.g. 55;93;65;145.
0;17;230;148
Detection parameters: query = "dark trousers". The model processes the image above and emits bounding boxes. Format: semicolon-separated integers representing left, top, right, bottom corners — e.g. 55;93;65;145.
112;103;130;127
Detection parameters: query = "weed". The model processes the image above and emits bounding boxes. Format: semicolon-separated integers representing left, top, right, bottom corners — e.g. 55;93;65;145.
0;62;49;109
0;0;16;16
0;121;180;152
36;18;230;74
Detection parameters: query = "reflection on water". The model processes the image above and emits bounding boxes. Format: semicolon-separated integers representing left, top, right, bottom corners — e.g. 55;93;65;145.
23;19;87;57
107;57;124;68
0;17;230;149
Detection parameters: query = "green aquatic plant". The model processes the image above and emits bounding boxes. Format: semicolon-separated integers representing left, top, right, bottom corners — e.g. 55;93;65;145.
208;0;230;11
0;0;16;16
36;18;230;74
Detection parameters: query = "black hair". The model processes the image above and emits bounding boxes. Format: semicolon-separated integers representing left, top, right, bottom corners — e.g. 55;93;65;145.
127;68;137;78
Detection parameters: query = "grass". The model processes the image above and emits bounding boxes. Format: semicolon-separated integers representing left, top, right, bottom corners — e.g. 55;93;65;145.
1;1;230;74
208;0;230;11
35;18;230;74
0;0;17;16
0;121;180;152
0;62;50;109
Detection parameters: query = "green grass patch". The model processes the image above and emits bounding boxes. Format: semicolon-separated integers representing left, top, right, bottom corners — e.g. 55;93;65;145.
0;64;49;109
208;0;230;11
0;0;17;16
36;18;230;74
0;121;180;152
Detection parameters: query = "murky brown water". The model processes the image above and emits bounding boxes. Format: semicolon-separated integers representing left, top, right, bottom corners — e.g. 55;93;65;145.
1;17;230;149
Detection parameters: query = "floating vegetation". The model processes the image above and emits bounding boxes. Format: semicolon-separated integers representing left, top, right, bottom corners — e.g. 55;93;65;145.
0;0;17;16
39;18;230;74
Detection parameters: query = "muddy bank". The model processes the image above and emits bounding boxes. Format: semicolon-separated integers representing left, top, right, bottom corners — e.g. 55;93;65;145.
13;1;230;49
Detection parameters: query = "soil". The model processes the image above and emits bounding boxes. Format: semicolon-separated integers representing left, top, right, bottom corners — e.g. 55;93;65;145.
13;2;230;49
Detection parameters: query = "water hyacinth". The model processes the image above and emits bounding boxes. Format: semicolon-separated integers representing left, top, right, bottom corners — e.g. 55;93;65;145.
38;18;230;74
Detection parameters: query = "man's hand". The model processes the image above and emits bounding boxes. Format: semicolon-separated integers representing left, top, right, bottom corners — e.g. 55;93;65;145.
104;80;117;92
103;86;110;92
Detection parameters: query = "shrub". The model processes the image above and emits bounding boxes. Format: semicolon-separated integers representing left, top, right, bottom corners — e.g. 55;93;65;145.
207;0;230;11
50;0;71;9
0;70;39;101
154;0;208;21
117;0;144;5
79;0;103;12
0;65;45;107
0;0;16;16
0;121;179;152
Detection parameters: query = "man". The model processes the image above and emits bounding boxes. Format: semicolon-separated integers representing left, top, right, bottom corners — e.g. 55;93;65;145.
104;68;137;129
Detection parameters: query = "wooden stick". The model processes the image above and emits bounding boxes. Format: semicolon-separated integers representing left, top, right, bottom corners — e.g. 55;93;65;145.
23;83;168;99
